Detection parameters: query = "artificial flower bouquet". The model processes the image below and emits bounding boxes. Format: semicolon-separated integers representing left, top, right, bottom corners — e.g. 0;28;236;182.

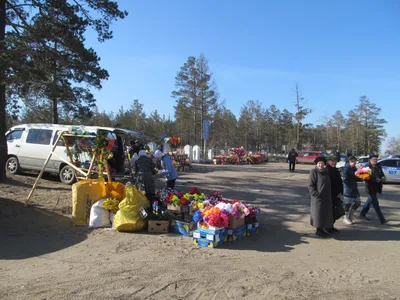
167;136;181;148
244;205;261;224
355;166;372;181
102;197;120;214
193;207;229;229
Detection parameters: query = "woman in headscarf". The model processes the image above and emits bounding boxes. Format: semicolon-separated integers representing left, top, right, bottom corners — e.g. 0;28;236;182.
154;150;178;188
308;156;333;238
135;150;156;211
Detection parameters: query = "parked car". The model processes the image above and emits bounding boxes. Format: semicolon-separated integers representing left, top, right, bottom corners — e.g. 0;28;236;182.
379;158;400;183
5;124;142;184
336;154;348;175
296;151;328;164
356;156;370;169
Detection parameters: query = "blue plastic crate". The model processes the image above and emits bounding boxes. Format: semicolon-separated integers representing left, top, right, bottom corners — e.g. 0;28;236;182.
246;222;260;236
226;225;246;242
193;228;226;248
171;220;197;237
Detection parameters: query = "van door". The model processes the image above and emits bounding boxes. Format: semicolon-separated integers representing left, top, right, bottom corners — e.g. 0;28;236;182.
18;128;55;171
6;128;25;157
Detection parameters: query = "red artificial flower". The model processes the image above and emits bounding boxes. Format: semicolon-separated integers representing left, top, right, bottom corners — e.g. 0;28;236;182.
107;139;115;152
180;198;189;206
189;187;200;195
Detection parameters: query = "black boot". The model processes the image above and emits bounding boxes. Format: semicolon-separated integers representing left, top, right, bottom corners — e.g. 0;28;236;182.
316;228;331;238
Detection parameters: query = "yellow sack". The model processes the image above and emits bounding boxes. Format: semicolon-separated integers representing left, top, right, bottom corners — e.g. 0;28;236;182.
113;184;149;232
72;178;107;226
106;181;125;200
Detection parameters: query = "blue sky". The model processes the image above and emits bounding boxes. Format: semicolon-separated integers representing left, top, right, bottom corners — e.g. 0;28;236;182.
86;0;400;149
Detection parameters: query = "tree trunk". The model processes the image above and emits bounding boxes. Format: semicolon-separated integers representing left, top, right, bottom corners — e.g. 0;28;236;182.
52;42;59;124
0;0;7;182
52;98;58;124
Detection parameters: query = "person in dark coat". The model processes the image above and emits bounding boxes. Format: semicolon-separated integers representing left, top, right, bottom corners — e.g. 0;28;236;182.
129;140;140;158
342;156;361;224
135;150;157;213
308;156;333;238
326;156;344;233
359;155;389;224
287;148;298;172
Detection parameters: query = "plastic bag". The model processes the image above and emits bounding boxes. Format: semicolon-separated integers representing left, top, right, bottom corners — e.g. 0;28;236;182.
106;181;125;199
110;212;116;226
89;199;111;228
113;184;149;232
72;178;107;226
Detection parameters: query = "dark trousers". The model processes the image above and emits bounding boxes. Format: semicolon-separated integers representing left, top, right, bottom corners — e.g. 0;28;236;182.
146;193;154;210
166;179;176;189
289;161;296;172
360;194;385;223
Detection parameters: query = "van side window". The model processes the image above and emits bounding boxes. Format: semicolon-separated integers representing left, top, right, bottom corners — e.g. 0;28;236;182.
52;131;66;146
26;129;53;145
6;129;24;141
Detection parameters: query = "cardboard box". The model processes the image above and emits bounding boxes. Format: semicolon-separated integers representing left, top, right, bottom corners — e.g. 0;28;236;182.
171;220;197;237
226;225;246;242
228;215;245;229
167;204;183;214
246;222;260;236
193;228;226;248
148;220;169;233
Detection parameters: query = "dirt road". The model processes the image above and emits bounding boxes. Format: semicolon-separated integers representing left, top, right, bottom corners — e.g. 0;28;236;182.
1;163;399;299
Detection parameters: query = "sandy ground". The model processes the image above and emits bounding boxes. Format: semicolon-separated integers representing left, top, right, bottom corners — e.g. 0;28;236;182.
1;163;399;300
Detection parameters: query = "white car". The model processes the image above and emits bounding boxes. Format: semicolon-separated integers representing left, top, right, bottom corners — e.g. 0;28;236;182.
6;123;142;184
379;158;400;183
356;156;370;169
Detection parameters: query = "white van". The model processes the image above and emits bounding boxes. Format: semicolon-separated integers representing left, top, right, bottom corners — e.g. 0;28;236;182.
5;123;143;184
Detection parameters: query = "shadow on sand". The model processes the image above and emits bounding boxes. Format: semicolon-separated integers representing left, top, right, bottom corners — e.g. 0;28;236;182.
0;197;87;260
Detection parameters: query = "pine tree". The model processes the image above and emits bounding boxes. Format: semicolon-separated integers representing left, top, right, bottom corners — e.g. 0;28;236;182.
356;96;387;154
1;0;127;182
172;55;217;146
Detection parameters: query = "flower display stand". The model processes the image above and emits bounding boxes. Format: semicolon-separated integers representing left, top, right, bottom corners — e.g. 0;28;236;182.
193;227;226;248
171;220;197;237
226;225;247;242
246;222;260;236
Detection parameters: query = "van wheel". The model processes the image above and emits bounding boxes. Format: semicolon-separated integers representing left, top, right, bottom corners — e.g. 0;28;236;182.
6;156;20;174
59;165;76;185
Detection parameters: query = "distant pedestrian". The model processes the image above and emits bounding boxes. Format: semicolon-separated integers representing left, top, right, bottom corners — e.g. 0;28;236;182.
326;156;344;233
342;156;361;224
154;150;178;189
359;154;389;224
287;148;298;172
308;156;333;238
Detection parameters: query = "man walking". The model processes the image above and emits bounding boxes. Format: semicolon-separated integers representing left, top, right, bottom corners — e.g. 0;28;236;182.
287;148;298;172
359;154;389;224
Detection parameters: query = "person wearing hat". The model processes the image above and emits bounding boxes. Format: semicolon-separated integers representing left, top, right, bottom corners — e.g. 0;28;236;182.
154;150;178;189
287;148;298;172
326;156;345;232
308;156;334;238
135;150;157;212
359;154;389;224
342;156;361;224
